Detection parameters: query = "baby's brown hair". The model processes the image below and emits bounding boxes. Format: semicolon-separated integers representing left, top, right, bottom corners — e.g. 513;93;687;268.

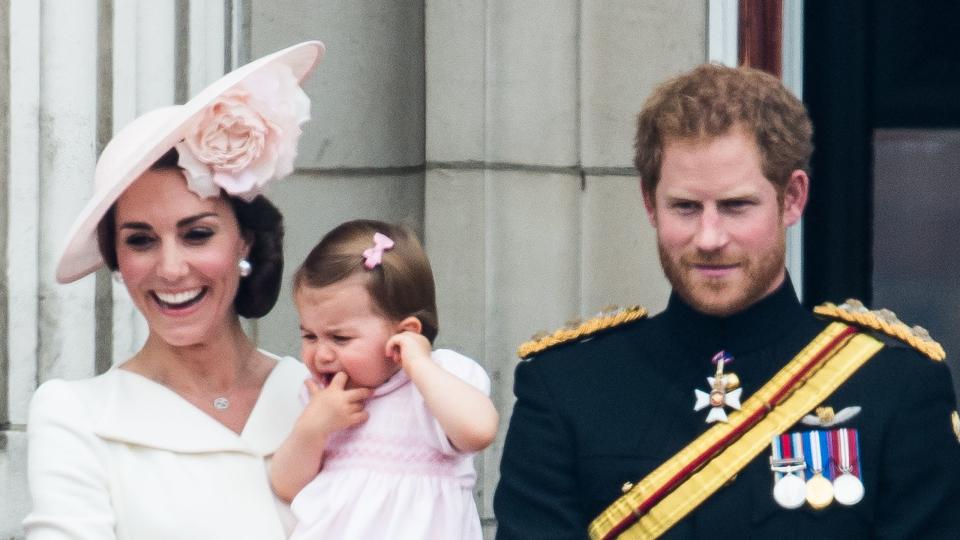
293;219;439;342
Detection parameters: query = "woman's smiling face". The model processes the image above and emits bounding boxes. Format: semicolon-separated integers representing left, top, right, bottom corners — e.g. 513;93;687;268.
114;168;250;347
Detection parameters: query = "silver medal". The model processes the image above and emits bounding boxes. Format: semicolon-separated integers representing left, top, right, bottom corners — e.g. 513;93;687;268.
832;427;864;506
773;472;806;509
770;433;806;510
833;472;865;506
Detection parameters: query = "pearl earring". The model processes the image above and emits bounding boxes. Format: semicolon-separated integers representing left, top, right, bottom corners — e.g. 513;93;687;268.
238;258;252;277
112;271;124;284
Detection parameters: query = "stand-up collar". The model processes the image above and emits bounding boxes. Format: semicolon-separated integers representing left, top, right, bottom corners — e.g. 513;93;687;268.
658;275;808;359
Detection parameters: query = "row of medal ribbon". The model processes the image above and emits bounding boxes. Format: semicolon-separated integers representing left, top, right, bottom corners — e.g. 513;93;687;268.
769;428;865;510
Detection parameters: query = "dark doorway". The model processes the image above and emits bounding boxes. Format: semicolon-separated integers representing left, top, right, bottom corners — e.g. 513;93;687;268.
804;1;960;400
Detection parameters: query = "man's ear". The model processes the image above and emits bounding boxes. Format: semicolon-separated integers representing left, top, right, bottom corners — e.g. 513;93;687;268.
397;316;423;335
782;170;809;227
642;183;658;228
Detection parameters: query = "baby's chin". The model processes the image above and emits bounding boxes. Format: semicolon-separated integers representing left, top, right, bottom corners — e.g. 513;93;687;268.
348;367;403;390
343;378;367;390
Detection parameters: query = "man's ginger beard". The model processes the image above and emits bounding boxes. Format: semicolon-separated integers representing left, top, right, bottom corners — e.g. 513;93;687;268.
658;224;787;318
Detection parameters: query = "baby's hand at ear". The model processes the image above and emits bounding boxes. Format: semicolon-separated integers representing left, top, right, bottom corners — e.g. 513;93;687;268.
385;331;432;369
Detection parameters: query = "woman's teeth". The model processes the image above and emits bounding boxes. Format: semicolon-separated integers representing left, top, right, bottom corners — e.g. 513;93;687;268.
155;288;203;307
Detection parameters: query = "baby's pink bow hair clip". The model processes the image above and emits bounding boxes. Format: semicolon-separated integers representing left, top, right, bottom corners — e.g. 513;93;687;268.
362;232;395;269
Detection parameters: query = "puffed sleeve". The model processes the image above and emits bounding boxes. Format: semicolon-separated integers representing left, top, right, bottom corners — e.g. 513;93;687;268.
23;380;117;540
873;354;960;538
417;349;491;456
494;359;586;540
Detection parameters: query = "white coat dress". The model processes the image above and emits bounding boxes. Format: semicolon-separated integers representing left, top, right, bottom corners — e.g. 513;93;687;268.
23;354;309;540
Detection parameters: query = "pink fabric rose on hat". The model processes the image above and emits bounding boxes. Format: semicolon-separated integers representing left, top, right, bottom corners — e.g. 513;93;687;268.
176;62;311;201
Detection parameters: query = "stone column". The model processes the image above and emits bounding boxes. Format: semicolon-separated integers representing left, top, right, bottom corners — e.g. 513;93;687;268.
249;0;427;354
37;0;100;383
425;2;705;535
1;0;101;536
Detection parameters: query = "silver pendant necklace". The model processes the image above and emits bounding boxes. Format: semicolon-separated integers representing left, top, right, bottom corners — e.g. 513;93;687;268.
213;397;230;410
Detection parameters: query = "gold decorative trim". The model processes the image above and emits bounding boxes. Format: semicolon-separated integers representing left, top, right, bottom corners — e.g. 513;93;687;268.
814;299;946;362
517;305;648;359
952;411;960;445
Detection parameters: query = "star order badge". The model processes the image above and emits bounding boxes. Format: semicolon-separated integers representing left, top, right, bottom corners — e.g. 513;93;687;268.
694;351;742;423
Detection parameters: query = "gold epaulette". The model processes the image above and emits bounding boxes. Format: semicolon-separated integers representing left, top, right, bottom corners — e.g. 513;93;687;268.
814;299;945;361
517;306;648;359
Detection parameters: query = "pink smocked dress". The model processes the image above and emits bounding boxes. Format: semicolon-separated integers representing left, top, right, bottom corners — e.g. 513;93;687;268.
288;349;489;540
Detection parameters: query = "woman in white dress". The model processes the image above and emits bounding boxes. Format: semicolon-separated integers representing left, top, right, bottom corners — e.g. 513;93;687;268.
23;41;323;540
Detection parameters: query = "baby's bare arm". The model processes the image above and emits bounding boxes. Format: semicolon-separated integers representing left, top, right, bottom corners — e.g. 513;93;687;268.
387;332;499;453
270;373;370;501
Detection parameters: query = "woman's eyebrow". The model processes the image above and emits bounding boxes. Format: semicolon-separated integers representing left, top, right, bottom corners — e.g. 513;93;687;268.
118;221;152;231
118;212;219;231
177;212;218;227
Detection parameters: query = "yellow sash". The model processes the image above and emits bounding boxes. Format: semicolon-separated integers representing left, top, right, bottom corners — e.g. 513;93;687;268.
588;322;884;539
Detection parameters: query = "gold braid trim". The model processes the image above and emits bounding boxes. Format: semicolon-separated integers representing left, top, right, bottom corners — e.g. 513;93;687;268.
814;299;946;361
951;411;960;445
517;306;648;359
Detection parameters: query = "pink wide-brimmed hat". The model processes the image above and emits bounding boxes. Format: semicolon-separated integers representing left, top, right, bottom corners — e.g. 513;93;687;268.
55;40;325;284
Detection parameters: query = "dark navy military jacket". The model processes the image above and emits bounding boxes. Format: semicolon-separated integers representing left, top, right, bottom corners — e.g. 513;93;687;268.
494;280;960;539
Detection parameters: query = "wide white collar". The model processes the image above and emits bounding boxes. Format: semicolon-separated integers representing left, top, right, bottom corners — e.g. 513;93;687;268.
92;355;308;456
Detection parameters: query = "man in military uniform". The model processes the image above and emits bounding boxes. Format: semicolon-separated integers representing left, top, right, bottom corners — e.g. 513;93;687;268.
493;64;960;539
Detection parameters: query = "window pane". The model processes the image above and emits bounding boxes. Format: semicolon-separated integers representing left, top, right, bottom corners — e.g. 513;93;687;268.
873;129;960;403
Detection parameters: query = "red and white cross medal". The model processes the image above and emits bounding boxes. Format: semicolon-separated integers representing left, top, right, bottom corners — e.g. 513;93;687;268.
693;350;742;423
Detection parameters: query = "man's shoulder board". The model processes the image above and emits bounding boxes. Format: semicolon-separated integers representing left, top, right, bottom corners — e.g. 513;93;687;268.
814;299;945;361
517;305;648;359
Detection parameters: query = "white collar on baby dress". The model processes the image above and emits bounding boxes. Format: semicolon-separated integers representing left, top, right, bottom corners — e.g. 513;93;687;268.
92;355;308;456
372;368;411;398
